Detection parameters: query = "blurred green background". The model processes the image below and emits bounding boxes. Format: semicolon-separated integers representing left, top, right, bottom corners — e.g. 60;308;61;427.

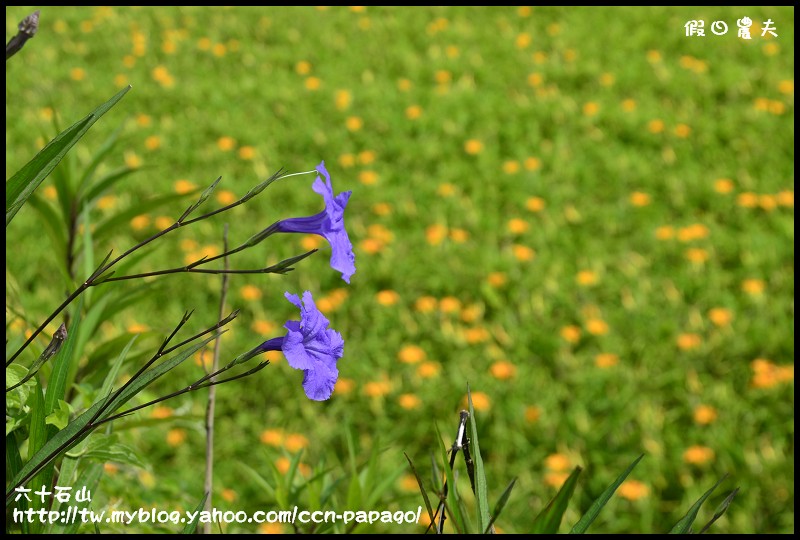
5;6;794;533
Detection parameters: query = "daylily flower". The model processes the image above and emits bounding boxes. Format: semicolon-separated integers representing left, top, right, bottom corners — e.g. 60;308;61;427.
237;291;344;401
274;161;356;283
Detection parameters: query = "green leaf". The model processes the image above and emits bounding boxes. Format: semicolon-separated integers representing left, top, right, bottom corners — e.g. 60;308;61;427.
49;460;103;534
99;335;138;398
668;474;729;533
83;165;141;206
65;433;146;468
698;487;739;534
76;121;127;198
466;386;491;533
531;466;583;533
483;477;518;534
45;399;74;430
26;193;68;264
6;333;220;504
182;493;210;534
403;452;436;531
6;86;132;226
570;454;645;533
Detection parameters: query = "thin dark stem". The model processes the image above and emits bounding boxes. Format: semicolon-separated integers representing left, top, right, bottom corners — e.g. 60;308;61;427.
6;169;287;366
204;224;230;533
96;361;269;426
6;312;239;500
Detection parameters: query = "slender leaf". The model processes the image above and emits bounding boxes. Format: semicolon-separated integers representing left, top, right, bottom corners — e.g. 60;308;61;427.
570;454;645;533
50;461;103;534
483;477;518;534
531;466;583;533
83;165;141;206
6;86;132;226
697;487;739;534
466;386;491;533
182;493;210;534
403;452;436;530
668;474;729;533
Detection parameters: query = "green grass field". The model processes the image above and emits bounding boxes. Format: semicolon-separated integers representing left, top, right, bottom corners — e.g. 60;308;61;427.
6;6;794;534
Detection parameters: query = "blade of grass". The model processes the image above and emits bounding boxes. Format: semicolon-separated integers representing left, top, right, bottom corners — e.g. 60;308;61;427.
531;466;583;534
466;385;491;533
569;454;645;533
668;474;729;533
6;86;131;226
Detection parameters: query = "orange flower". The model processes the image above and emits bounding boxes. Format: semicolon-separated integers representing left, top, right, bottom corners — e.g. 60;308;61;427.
618;480;649;501
489;361;517;380
560;325;581;343
524;157;542;171
284;433;309;453
737;192;759;208
376;290;399;306
741;279;765;295
683;445;715;465
621;99;636;112
595;353;619;368
398;394;421;410
465;327;490;344
464;391;491;411
513;245;535;261
464;139;483;155
708;308;733;327
345;116;363;131
398;345;426;364
305;76;321;90
507;218;529;234
655;226;674;240
585;319;609;335
240;285;262;301
415;296;437;313
335;89;352;110
647;119;664;133
503;160;521;174
364;380;391;397
487;272;507;287
151;406;173;419
630;192;651;206
545;453;570;472
439;296;461;313
426;224;448;245
405;105;422;120
545;472;570;488
417;361;440;378
576;270;598;286
693;405;718;425
174;179;197;194
221;489;237;503
525;405;541;423
335;378;355;394
526;196;545;212
582;102;599;116
166;428;187;447
677;333;702;350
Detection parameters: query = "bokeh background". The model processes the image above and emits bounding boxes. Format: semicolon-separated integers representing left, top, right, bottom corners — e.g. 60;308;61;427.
6;6;794;534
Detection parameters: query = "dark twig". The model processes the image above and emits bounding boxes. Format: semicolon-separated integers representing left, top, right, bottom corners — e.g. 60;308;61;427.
6;10;40;61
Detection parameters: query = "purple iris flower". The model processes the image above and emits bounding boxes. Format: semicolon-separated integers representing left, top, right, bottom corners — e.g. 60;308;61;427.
274;161;355;283
253;291;344;401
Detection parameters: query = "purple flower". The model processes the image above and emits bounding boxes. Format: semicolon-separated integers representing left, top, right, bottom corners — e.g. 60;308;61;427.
275;161;355;283
251;291;344;401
